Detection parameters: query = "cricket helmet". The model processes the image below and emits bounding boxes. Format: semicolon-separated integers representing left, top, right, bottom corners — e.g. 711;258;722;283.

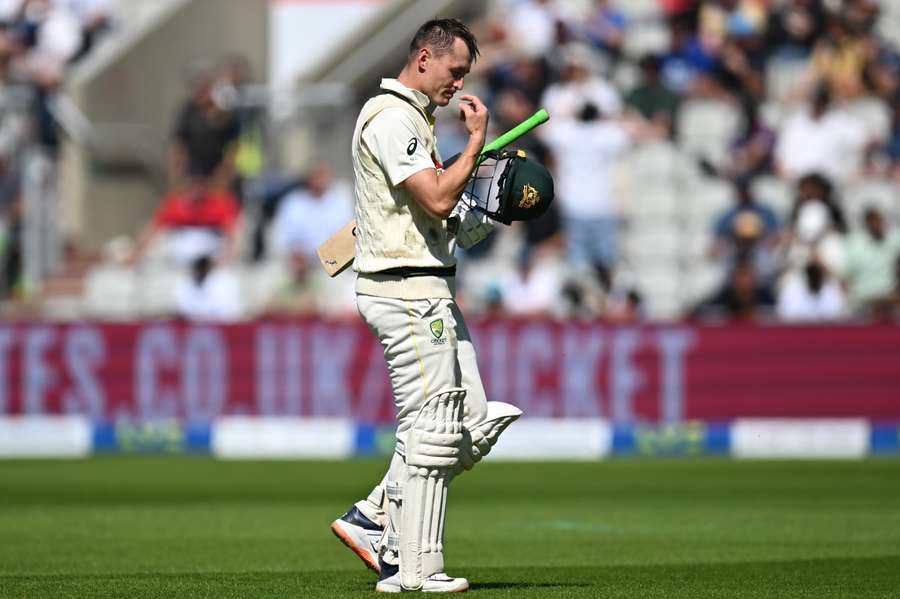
460;149;554;225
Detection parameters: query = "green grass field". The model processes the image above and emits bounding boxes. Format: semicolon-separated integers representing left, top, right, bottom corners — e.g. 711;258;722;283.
1;458;899;598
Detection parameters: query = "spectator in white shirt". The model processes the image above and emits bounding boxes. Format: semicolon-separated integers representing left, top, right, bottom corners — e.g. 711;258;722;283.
777;259;845;321
539;89;657;289
541;42;622;120
175;255;242;322
538;100;630;287
775;85;870;184
502;0;559;60
500;248;562;316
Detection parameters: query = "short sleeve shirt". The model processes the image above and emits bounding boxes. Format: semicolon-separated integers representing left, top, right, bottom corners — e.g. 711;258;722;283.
363;106;440;187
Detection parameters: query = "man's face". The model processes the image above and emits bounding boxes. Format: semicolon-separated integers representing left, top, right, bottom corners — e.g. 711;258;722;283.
421;38;472;106
865;211;884;237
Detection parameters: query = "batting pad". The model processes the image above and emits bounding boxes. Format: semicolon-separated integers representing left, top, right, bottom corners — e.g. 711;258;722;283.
457;401;523;473
400;387;466;590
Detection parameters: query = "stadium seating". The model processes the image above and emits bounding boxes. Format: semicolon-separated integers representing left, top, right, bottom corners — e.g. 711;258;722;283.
843;178;900;226
83;266;138;320
677;99;743;169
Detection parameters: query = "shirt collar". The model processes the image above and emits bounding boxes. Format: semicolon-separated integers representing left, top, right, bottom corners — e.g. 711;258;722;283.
380;78;435;116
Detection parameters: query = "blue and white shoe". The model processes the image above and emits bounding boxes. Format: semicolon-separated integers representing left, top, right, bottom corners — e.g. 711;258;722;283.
330;506;383;574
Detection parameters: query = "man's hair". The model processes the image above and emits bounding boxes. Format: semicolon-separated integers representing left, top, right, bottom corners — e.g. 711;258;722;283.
409;18;479;62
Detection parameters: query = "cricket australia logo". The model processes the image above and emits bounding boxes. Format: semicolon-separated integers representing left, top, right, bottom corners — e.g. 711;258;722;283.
429;318;447;345
519;184;540;210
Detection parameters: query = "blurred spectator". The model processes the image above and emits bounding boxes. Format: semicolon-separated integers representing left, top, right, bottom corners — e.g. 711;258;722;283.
625;54;680;137
538;100;637;289
727;99;775;181
560;263;607;317
492;87;550;163
266;251;321;316
541;42;621;119
692;257;776;320
698;1;769;101
486;55;551;109
765;0;827;59
501;0;560;60
661;15;719;96
841;0;879;35
784;172;847;274
0;35;30;298
213;54;266;190
699;0;768;44
660;0;698;20
0;194;20;297
807;14;868;101
522;199;562;256
271;162;353;260
52;0;114;61
175;255;242;322
841;206;900;316
883;95;900;180
604;287;645;324
789;172;848;233
170;63;240;191
490;87;560;257
581;0;626;62
263;163;353;316
774;85;870;183
776;257;845;321
711;180;781;283
129;181;241;266
861;32;900;101
499;247;562;317
717;35;766;101
702;98;775;180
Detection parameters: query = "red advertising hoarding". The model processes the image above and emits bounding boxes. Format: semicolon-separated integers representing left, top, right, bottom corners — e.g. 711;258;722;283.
0;320;897;423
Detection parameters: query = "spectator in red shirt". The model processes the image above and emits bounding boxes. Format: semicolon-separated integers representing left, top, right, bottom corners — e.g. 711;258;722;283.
128;181;241;266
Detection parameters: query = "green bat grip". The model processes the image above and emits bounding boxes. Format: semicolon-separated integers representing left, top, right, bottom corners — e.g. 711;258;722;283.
480;108;549;157
441;109;550;169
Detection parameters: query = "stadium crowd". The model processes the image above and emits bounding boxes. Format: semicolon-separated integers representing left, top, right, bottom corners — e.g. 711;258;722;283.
7;0;900;324
444;0;900;323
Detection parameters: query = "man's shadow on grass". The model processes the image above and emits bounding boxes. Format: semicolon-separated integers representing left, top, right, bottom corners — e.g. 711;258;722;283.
472;581;592;590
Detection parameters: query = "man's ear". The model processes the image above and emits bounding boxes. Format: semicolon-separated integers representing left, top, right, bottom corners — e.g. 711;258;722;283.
416;47;430;72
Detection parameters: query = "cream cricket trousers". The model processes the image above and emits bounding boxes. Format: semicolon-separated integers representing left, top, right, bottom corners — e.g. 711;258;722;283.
357;293;488;437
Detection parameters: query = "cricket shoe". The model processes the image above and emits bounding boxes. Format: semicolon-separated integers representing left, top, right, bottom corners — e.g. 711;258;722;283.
375;559;469;593
330;506;383;574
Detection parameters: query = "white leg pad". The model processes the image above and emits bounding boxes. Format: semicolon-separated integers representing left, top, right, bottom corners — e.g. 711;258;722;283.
400;387;466;590
383;478;403;565
457;401;522;473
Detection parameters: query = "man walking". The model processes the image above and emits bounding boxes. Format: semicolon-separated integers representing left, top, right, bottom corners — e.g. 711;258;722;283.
329;19;521;593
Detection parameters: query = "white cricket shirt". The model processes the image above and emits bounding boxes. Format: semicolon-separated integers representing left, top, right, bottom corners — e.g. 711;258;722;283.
352;78;455;299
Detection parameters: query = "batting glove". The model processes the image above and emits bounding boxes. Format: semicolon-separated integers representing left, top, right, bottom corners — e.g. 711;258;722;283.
450;194;494;250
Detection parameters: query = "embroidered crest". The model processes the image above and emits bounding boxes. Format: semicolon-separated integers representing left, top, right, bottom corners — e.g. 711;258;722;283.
430;319;444;339
519;184;540;209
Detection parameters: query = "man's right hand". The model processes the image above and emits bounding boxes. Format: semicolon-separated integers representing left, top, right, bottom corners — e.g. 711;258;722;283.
458;95;488;146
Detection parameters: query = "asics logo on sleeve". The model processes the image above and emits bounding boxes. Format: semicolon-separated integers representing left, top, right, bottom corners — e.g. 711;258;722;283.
406;138;418;155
